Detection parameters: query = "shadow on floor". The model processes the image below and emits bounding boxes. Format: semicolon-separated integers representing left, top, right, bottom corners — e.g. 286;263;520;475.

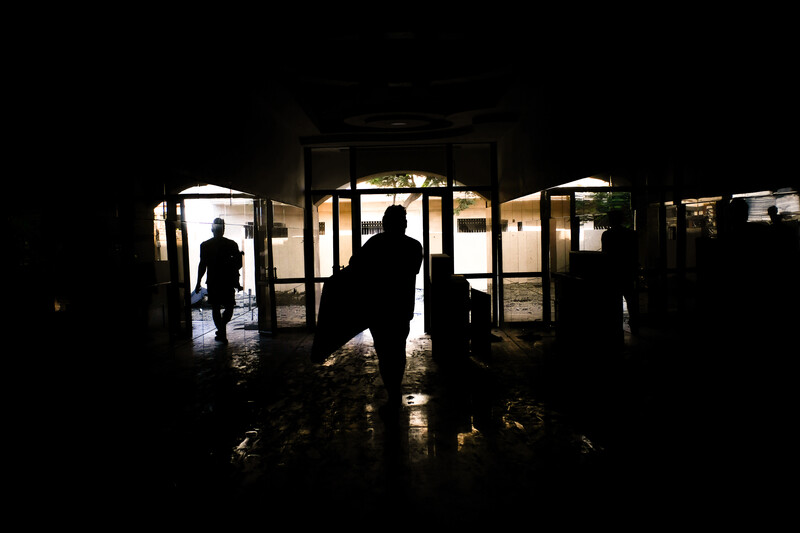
48;310;796;526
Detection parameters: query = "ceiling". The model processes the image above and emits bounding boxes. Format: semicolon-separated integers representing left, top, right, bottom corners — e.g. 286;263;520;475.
272;30;525;144
98;24;793;198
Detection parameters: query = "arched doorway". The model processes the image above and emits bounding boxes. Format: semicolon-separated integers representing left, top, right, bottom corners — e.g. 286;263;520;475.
309;167;496;335
156;185;261;338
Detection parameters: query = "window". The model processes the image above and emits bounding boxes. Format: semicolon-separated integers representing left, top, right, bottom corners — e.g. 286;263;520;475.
457;218;486;233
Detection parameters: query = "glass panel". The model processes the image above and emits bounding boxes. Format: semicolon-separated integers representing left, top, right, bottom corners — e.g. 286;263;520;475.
360;172;422;189
354;147;447;184
665;204;678;270
174;203;185;285
174;205;189;332
271;201;304;279
453;190;491;275
733;189;800;223
254;198;273;333
356;172;448;193
773;189;800;220
428;196;443;257
359;191;426;245
500;192;542;272
339;197;353;267
358;190;426;310
183;197;255;295
550;195;571;274
271;201;305;330
359;193;386;246
310;202;320;280
153;202;169;261
468;277;494;324
275;282;306;328
575;191;633;251
316;196;335;276
685;200;718;269
503;277;544;322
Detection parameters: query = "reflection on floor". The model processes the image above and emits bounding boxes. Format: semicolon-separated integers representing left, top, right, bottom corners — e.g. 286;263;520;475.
97;310;794;527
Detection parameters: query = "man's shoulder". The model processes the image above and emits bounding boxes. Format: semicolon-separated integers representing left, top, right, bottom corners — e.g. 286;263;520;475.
212;237;239;251
372;233;421;248
201;237;239;250
404;235;422;250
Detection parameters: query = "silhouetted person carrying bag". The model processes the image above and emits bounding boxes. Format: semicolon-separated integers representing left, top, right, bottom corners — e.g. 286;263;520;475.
195;218;243;343
602;210;640;334
312;205;422;420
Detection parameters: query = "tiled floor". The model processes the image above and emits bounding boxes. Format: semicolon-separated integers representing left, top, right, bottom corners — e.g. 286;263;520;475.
72;304;795;527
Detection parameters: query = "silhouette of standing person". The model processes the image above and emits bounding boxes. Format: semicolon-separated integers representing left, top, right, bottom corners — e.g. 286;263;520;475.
195;218;242;343
602;210;639;334
768;205;800;260
765;205;800;335
349;205;423;419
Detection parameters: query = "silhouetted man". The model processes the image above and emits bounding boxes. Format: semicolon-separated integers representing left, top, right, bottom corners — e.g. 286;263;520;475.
768;205;800;259
195;218;242;343
602;210;639;334
349;205;422;418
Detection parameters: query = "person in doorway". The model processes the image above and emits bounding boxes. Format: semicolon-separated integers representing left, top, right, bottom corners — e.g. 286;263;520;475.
602;210;640;334
768;205;800;258
195;218;243;343
349;205;423;421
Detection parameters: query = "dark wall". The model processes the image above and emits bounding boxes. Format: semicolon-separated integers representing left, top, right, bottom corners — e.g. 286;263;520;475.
496;27;794;201
118;62;317;205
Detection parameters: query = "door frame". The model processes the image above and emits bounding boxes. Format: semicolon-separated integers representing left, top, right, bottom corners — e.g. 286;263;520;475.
253;198;278;334
169;190;268;335
306;163;497;331
164;196;192;338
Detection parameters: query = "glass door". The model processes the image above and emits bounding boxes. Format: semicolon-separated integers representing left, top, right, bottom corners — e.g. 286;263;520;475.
255;199;307;333
165;199;192;337
499;192;544;323
452;190;494;320
575;191;633;251
422;192;444;334
254;199;276;334
271;201;307;329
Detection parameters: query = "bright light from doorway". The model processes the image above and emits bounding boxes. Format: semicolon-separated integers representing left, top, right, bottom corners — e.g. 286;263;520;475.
552;177;610;188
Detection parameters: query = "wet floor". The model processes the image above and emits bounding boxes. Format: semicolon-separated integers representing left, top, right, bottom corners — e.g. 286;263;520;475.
62;308;796;527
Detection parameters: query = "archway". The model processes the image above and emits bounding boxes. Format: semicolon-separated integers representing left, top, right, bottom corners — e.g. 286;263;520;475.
155;184;260;338
312;171;494;336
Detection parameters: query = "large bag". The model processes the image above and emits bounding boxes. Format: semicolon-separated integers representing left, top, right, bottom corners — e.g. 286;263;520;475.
310;266;370;363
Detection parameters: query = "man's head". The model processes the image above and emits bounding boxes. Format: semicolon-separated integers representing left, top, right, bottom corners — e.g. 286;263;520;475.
382;205;407;235
212;218;225;237
768;205;782;224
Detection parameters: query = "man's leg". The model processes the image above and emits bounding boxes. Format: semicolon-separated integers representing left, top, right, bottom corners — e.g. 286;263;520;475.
371;324;409;409
212;304;227;341
378;346;406;407
623;281;639;334
222;304;234;325
215;290;235;341
212;304;223;330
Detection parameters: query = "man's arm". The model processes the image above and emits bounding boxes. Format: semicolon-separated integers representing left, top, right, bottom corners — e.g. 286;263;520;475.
230;241;243;291
195;246;206;293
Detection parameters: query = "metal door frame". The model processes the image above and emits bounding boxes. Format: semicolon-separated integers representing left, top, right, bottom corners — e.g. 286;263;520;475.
305;143;499;332
165;196;192;338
